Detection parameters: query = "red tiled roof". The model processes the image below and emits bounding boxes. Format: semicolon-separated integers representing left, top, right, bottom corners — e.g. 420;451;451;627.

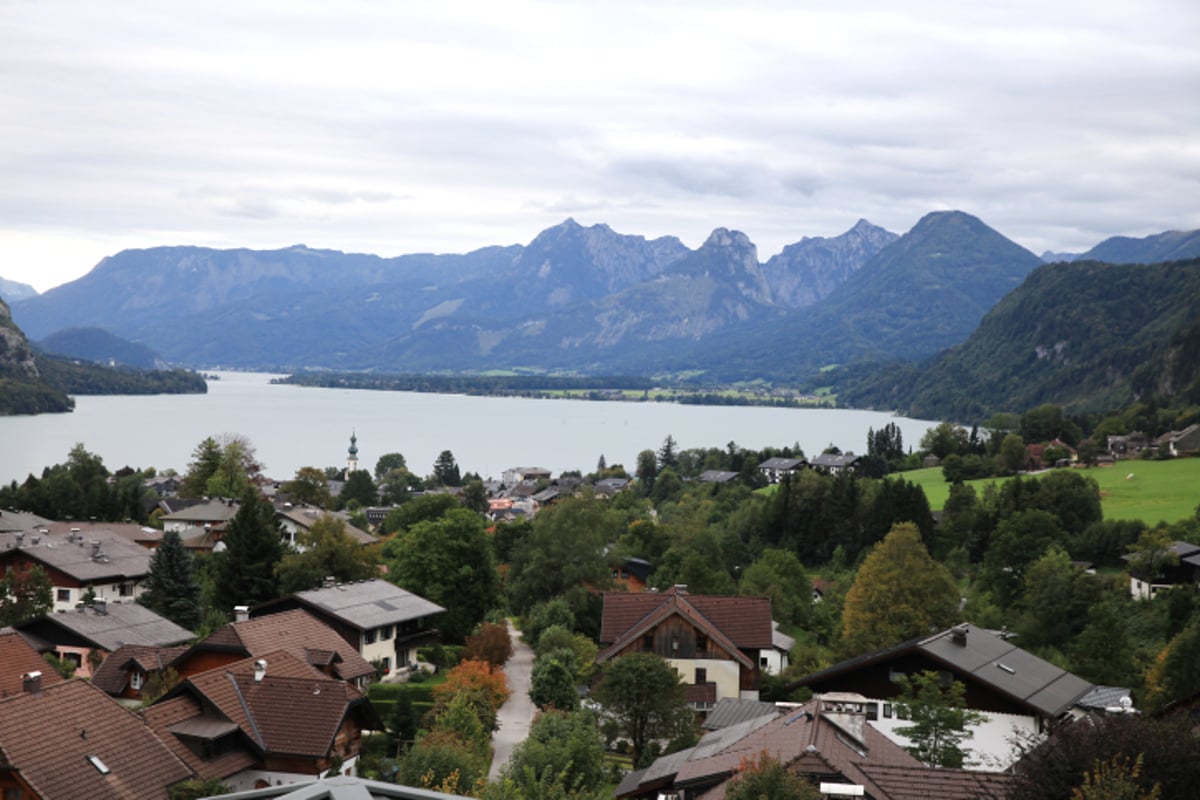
0;680;192;800
857;763;1017;800
0;632;64;698
142;694;258;782
189;609;375;682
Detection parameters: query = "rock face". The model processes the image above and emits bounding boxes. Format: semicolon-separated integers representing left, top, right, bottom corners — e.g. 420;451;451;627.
763;219;899;308
0;297;39;379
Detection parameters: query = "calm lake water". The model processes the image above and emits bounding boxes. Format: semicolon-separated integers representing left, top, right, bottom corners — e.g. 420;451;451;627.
0;372;939;484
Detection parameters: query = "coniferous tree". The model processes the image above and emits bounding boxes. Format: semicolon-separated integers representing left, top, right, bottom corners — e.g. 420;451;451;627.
212;489;283;611
141;530;203;630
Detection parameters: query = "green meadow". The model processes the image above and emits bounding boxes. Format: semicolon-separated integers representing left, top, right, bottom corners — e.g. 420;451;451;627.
904;458;1200;524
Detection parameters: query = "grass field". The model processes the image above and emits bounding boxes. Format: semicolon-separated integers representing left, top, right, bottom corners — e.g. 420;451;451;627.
904;458;1200;524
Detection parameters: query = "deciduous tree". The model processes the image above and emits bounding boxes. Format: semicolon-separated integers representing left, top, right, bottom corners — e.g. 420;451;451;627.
274;514;378;595
894;670;985;768
592;653;694;767
739;548;812;627
840;523;960;656
725;751;820;800
0;565;52;626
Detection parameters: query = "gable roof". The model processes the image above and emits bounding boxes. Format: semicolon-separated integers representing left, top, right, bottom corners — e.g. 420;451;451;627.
788;623;1097;718
0;679;192;800
142;693;258;782
600;588;773;647
192;608;375;682
212;775;462;799
276;507;379;546
159;650;378;760
810;453;862;470
758;457;804;470
90;643;189;695
254;579;446;633
160;499;240;524
16;603;195;652
0;631;65;698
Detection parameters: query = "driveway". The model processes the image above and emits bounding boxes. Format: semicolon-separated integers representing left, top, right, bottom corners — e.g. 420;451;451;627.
488;620;537;781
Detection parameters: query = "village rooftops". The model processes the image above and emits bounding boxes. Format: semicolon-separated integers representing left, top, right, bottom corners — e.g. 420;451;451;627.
0;631;65;698
254;579;445;633
0;527;152;583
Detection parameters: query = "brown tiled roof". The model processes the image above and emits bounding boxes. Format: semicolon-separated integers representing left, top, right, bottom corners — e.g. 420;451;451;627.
857;763;1017;800
0;679;192;800
600;588;773;648
91;644;189;695
189;609;375;682
669;696;922;800
166;650;375;759
142;694;258;782
0;631;64;698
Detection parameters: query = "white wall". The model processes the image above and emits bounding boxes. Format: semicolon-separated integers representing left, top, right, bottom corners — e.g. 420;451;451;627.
869;703;1040;771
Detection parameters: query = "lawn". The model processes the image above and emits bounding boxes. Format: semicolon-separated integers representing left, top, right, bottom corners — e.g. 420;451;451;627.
902;458;1200;524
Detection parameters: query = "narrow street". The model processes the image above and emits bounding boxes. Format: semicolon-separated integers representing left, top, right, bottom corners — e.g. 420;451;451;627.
488;620;536;781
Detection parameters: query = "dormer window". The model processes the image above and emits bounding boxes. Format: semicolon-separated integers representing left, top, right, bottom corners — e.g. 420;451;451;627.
130;671;144;691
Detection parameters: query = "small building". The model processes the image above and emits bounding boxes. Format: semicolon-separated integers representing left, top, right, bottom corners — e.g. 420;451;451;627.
757;456;806;483
697;470;739;484
160;498;240;536
502;466;551;487
810;452;862;474
251;579;445;675
276;507;378;549
14;601;194;678
1123;540;1200;600
611;557;653;593
91;642;190;700
0;527;154;612
597;586;775;709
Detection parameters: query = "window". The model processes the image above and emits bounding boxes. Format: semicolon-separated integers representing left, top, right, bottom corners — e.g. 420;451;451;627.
889;668;906;683
130;671;144;691
642;634;654;651
867;703;879;721
5;787;23;800
380;657;391;672
380;625;393;640
364;629;377;645
883;703;893;719
57;588;71;602
760;656;769;667
119;583;133;597
694;668;707;684
696;634;708;652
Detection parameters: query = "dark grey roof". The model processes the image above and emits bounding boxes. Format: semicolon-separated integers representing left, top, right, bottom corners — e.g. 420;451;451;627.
160;499;240;523
697;470;738;483
20;603;194;651
702;697;781;730
292;579;445;630
0;529;152;582
0;509;54;532
613;767;648;798
204;775;460;799
811;453;862;469
758;457;804;470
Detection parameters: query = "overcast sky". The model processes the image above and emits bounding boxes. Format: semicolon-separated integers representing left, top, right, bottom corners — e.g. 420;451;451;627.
2;1;1197;293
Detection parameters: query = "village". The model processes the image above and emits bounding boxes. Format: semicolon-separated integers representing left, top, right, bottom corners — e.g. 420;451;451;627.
1;423;1198;800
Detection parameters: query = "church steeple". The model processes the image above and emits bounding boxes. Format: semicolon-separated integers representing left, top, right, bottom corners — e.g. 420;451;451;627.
347;430;359;475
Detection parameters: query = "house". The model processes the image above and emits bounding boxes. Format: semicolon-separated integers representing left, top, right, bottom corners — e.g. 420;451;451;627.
91;642;190;700
615;693;1016;800
0;679;193;800
502;466;552;487
144;650;382;793
1156;423;1200;456
0;509;52;533
697;470;739;484
14;600;194;678
597;586;775;709
757;457;806;484
174;608;378;688
592;476;631;497
250;579;445;675
760;621;795;676
276;506;379;549
160;498;240;536
611;557;653;593
810;453;862;474
1106;431;1148;458
1123;540;1200;599
0;527;154;612
784;623;1113;770
0;631;65;698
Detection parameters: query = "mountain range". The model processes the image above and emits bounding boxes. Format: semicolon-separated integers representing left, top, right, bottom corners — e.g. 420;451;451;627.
7;213;1200;420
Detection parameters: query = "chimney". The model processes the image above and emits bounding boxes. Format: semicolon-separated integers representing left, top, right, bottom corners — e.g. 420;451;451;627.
14;532;23;548
818;692;870;747
90;540;101;558
323;576;336;589
253;659;267;683
234;605;250;622
92;599;107;615
951;624;969;646
23;671;42;694
30;534;40;546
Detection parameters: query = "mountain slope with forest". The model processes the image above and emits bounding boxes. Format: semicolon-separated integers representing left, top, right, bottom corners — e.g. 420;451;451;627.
832;257;1200;421
0;296;73;413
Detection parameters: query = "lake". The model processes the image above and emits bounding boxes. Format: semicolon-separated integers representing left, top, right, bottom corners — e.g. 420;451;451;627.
0;372;939;484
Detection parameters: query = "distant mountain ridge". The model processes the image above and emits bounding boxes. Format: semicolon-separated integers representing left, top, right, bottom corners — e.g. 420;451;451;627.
11;217;1199;389
38;327;166;370
0;276;37;303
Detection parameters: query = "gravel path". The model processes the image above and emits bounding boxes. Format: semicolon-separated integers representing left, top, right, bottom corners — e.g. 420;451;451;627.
488;620;536;781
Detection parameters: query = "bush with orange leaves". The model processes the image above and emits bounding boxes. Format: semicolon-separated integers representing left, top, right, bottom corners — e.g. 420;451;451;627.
428;659;510;734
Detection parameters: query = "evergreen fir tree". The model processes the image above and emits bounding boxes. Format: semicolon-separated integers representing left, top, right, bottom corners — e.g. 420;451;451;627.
141;530;203;630
212;489;284;611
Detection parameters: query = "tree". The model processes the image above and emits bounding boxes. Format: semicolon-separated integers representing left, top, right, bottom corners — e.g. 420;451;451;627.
980;509;1065;607
168;779;232;800
180;436;222;498
211;489;284;611
432;450;462;487
920;422;969;459
0;565;52;626
339;469;377;508
461;479;489;514
592;653;694;767
507;494;614;615
1001;432;1027;474
375;451;408;479
495;709;608;799
530;648;578;711
657;435;679;471
279;466;332;507
725;751;821;800
635;449;658;493
380;492;461;535
462;622;513;669
840;523;960;656
274;515;378;595
738;548;812;627
140;530;203;630
433;659;510;719
1143;619;1200;712
893;670;985;768
1014;546;1102;649
383;508;498;642
1070;754;1162;800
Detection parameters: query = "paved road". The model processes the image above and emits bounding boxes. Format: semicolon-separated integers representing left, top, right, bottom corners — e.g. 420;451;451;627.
489;620;536;781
